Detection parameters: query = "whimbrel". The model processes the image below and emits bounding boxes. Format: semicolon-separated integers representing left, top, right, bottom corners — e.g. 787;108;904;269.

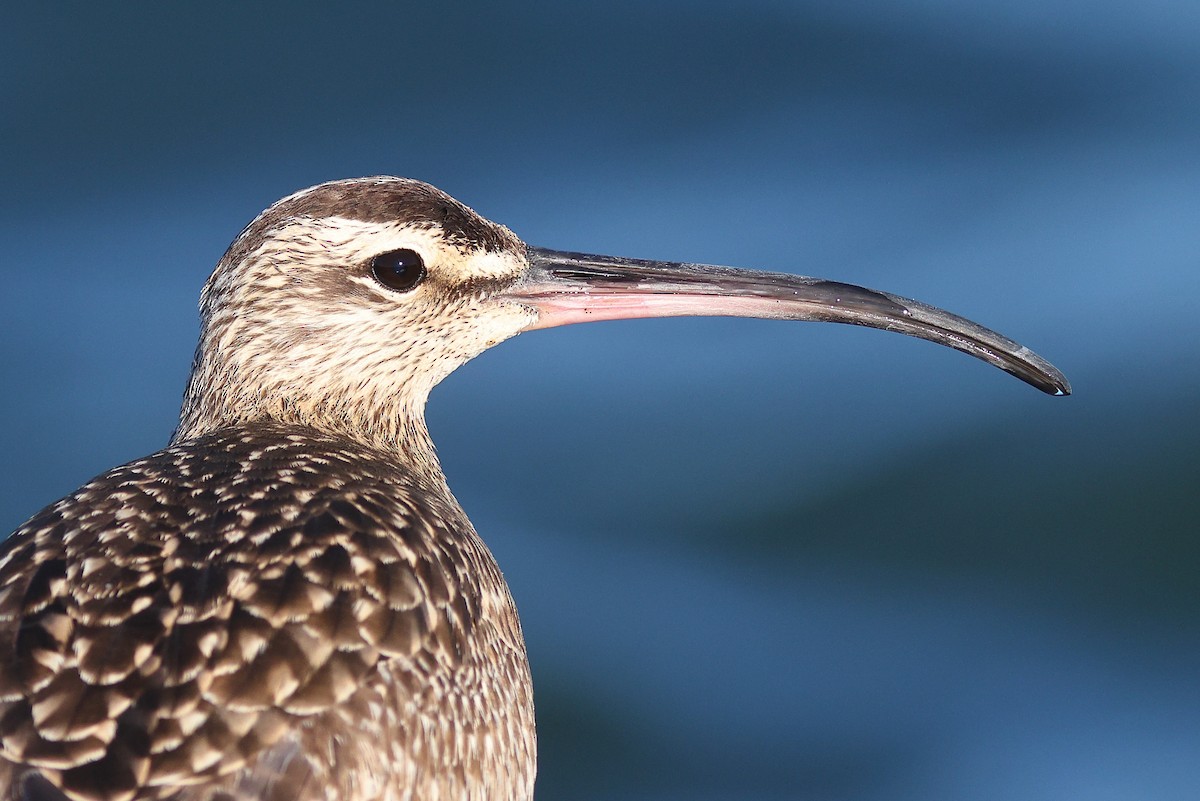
0;177;1069;801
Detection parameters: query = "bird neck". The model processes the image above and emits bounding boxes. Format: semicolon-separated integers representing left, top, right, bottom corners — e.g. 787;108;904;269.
172;357;446;485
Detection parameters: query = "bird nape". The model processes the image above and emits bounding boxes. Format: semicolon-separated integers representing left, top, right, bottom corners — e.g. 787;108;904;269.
0;177;1069;801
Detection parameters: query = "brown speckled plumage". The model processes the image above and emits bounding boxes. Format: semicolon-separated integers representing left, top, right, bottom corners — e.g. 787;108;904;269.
0;179;539;801
0;426;534;801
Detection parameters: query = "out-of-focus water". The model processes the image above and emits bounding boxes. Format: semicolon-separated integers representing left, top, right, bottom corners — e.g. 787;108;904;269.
2;2;1198;799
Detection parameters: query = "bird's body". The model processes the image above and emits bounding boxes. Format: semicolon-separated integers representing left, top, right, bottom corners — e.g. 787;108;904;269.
0;177;1068;801
0;424;534;801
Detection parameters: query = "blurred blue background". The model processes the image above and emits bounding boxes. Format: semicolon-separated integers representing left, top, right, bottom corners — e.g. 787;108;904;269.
2;2;1198;799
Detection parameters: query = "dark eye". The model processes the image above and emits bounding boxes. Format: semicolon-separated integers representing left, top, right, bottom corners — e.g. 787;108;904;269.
371;249;426;292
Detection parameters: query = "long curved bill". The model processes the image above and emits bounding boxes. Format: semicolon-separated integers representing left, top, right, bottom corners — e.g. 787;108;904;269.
505;247;1070;396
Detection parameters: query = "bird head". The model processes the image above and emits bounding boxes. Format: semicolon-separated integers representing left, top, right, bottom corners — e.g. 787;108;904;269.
175;176;1067;462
